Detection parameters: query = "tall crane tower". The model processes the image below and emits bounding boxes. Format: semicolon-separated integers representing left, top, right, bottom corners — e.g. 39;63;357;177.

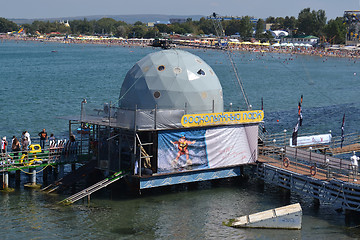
344;10;360;46
208;13;251;110
208;12;226;38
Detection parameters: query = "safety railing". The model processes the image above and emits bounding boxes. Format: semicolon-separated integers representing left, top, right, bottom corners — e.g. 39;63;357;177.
0;140;79;171
259;145;358;183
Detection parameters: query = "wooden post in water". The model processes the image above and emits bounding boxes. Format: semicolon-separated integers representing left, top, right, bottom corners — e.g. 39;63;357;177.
3;171;9;189
31;168;36;185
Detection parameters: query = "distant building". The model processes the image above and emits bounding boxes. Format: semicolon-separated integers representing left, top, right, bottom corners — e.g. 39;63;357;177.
169;18;186;24
265;24;273;31
207;15;258;24
155;20;170;25
59;20;70;28
270;30;289;39
282;35;319;46
147;22;155;27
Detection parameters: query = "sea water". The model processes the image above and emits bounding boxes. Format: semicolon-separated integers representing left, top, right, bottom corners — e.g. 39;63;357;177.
0;40;360;239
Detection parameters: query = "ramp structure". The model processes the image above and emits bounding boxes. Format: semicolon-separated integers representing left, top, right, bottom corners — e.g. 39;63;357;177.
226;203;302;230
59;171;127;205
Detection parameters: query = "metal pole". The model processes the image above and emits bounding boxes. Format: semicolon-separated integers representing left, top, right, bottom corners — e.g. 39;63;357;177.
107;102;112;171
97;125;100;166
139;143;142;177
295;148;298;171
81;103;83;156
80;99;87;157
133;105;137;175
154;105;157;130
109;101;111;127
118;130;122;171
69;120;72;138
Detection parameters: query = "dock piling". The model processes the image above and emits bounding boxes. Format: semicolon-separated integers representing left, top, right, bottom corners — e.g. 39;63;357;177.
31;168;36;185
2;171;9;189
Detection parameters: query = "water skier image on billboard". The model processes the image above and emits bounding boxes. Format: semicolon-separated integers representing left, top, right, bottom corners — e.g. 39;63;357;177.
170;135;196;167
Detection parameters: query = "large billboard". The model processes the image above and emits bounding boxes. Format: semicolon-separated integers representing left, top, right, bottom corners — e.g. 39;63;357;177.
157;125;258;173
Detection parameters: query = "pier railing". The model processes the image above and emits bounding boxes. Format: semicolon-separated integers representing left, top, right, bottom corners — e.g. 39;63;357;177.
259;144;358;183
0;141;79;172
329;132;360;149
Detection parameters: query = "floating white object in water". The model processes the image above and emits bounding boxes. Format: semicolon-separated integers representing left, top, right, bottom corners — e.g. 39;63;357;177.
225;203;302;230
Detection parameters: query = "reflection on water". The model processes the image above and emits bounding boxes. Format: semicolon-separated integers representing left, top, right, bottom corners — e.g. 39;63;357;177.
1;174;360;239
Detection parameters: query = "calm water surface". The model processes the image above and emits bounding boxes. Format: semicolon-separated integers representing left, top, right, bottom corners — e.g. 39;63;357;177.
1;40;360;239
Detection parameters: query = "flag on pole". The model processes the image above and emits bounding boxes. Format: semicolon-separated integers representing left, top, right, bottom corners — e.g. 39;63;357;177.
261;97;266;132
292;121;299;146
341;113;345;148
298;102;303;127
298;95;303;126
292;95;303;146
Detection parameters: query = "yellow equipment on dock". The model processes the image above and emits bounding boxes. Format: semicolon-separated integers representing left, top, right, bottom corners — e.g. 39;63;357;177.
20;144;43;166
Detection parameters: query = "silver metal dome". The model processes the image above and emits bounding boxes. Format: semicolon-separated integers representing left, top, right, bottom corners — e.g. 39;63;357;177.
119;49;223;114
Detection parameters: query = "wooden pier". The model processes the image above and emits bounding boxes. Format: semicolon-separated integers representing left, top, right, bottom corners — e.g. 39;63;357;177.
257;146;360;212
330;143;360;155
0;141;80;189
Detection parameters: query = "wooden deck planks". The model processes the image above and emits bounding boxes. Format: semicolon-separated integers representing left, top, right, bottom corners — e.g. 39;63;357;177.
258;155;359;184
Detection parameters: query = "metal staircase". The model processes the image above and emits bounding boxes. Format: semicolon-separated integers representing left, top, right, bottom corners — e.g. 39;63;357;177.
59;171;128;205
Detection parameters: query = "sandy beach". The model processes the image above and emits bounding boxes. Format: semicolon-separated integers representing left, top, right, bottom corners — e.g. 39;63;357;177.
2;34;360;59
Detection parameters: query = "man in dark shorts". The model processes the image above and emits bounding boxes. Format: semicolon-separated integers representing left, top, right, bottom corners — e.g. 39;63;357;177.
38;129;48;150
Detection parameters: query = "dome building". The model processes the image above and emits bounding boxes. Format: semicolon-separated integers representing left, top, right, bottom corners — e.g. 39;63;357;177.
119;49;224;114
65;48;262;195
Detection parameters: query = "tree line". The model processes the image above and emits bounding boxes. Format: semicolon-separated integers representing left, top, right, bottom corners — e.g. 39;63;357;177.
0;8;348;44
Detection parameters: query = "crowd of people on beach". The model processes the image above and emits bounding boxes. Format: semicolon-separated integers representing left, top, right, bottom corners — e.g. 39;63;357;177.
1;34;360;60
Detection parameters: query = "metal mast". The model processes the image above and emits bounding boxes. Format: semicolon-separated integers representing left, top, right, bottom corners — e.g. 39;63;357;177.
209;13;251;110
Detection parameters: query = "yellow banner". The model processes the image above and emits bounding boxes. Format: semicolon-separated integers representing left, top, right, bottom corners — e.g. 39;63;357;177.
181;110;264;127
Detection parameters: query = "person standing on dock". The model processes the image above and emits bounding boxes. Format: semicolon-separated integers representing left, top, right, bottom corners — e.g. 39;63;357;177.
38;129;48;150
351;151;359;182
1;137;8;155
24;131;31;145
11;137;21;159
22;137;29;151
